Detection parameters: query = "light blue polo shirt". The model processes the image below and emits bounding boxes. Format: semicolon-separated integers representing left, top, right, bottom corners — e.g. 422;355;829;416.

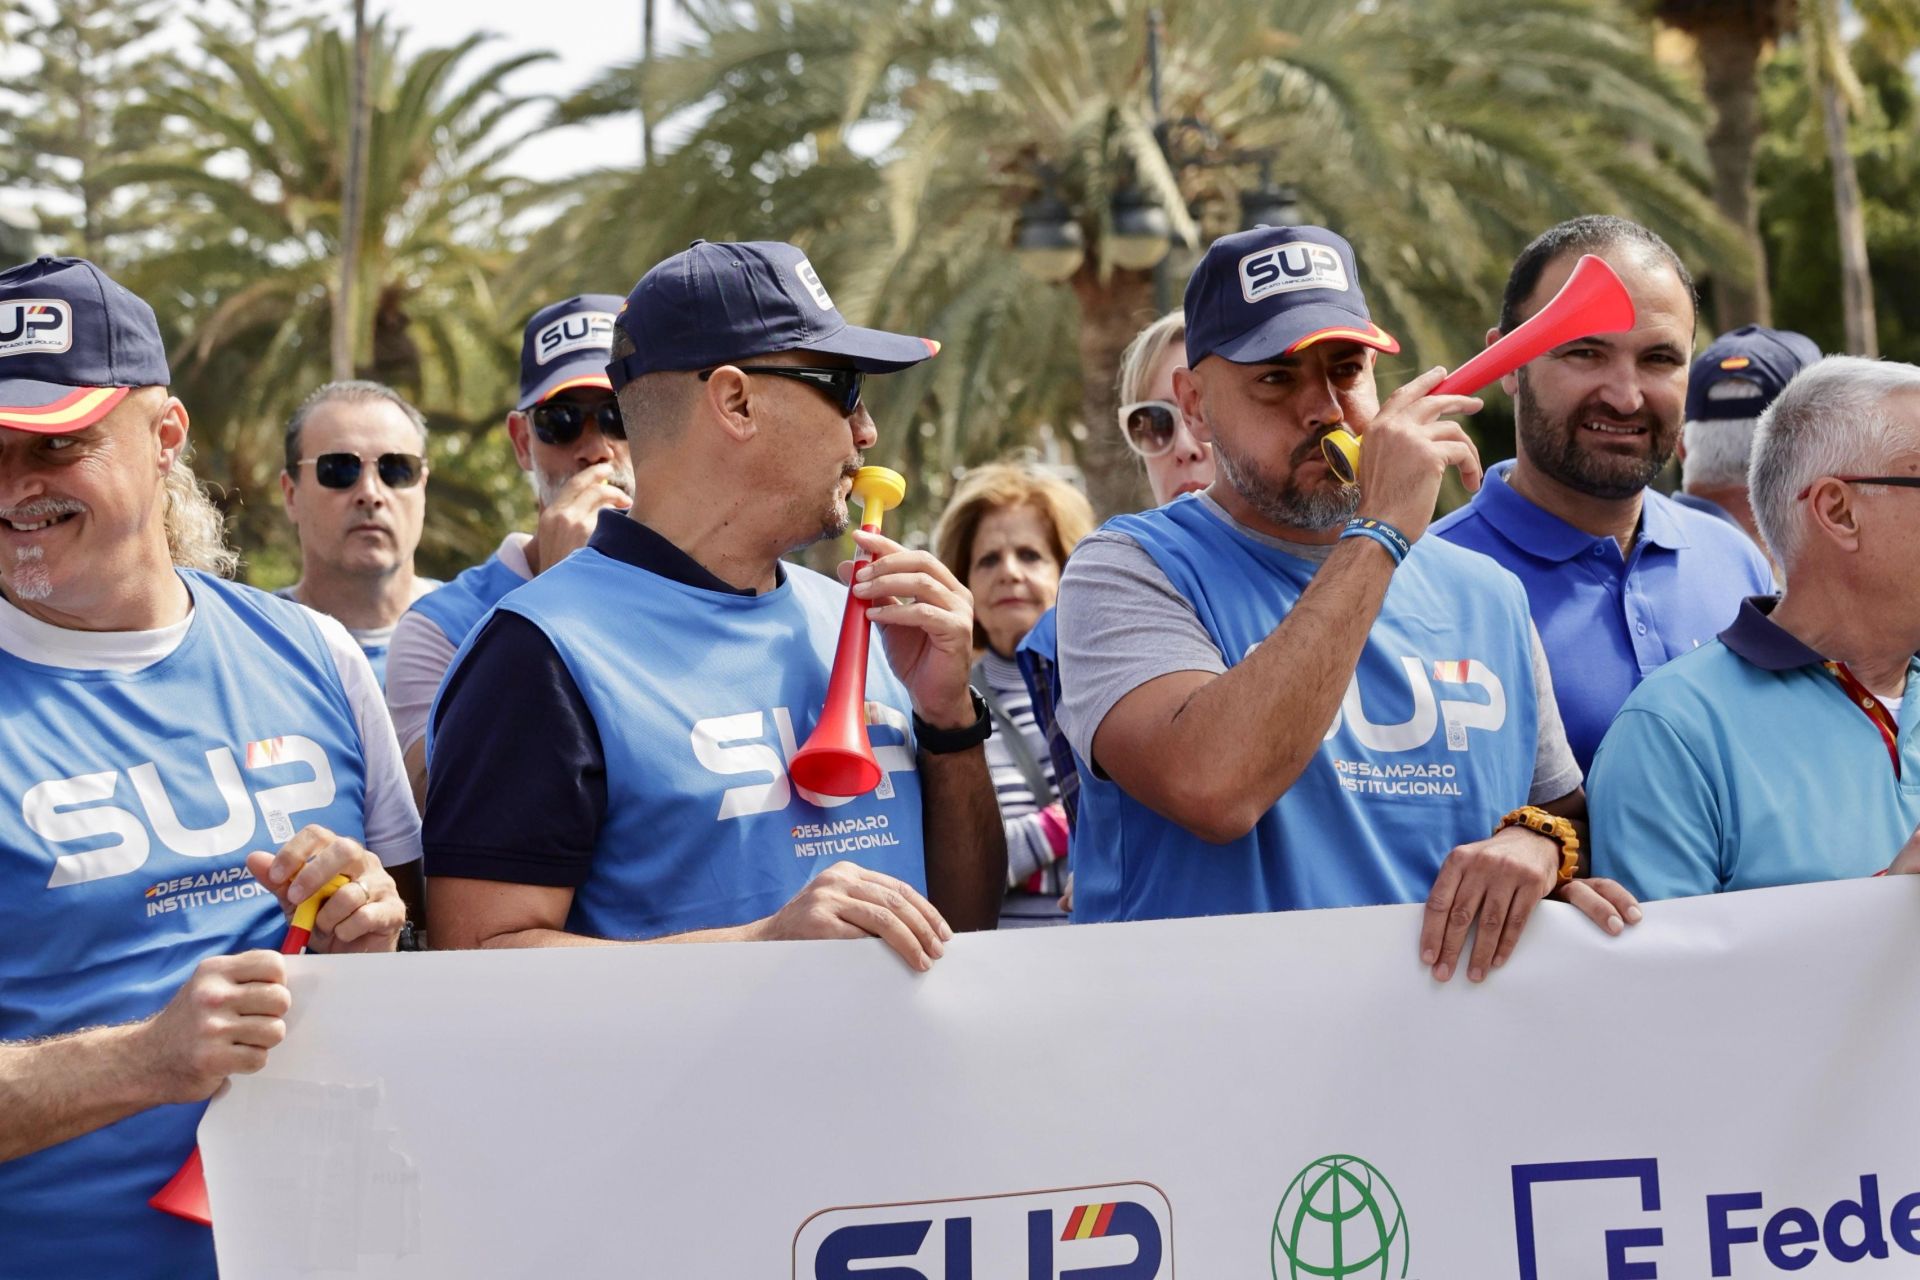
1431;460;1773;773
1588;597;1920;899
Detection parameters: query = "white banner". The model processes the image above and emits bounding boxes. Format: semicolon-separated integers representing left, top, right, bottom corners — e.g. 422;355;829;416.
202;876;1920;1279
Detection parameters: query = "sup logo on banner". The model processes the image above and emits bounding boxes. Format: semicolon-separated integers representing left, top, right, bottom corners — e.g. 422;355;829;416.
795;1181;1173;1279
1271;1155;1410;1280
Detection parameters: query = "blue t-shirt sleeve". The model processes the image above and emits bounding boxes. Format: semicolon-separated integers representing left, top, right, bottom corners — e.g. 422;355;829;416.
422;611;607;887
1588;706;1724;901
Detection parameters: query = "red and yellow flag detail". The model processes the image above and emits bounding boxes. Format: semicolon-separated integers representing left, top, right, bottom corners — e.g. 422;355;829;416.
1060;1202;1120;1242
1719;355;1752;370
0;385;127;432
1432;659;1472;684
246;737;292;768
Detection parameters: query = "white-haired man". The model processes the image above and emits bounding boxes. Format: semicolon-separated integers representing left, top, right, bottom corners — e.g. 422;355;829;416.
0;256;416;1279
1591;356;1920;897
1673;324;1821;550
385;295;634;808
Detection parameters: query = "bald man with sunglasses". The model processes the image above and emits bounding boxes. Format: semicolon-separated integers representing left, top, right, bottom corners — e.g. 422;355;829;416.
385;296;634;809
424;240;1005;967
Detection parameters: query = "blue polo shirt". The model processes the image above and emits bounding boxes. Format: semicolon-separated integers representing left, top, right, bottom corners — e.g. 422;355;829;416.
1588;597;1920;900
1431;460;1772;772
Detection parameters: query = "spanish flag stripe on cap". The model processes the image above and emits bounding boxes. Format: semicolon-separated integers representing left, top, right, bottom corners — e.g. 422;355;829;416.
1092;1202;1117;1237
1289;323;1401;356
539;373;614;401
0;386;127;430
1719;356;1752;370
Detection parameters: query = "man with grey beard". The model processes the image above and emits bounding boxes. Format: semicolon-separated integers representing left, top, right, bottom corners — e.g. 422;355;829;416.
385;295;635;809
0;256;414;1279
1431;217;1773;775
1055;225;1637;984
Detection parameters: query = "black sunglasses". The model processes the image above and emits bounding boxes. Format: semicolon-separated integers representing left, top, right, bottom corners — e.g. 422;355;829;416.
296;452;428;490
699;365;864;416
1796;475;1920;499
529;399;625;445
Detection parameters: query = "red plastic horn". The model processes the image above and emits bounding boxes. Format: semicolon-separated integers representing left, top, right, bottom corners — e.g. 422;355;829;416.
1323;253;1637;484
789;467;909;798
150;874;349;1225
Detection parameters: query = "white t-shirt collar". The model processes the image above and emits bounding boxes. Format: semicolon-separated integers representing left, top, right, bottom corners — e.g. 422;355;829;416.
0;579;195;673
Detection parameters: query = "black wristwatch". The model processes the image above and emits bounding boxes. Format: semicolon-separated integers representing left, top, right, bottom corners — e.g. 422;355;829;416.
913;686;992;754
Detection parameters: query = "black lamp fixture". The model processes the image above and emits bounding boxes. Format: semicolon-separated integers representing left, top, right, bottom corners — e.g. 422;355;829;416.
1014;191;1086;284
1240;181;1300;231
1107;187;1172;271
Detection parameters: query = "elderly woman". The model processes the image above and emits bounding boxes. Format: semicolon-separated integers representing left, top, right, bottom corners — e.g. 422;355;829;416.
1116;309;1214;506
934;463;1095;926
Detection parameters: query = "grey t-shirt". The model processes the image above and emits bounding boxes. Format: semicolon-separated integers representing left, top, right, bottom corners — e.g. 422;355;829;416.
1054;492;1582;805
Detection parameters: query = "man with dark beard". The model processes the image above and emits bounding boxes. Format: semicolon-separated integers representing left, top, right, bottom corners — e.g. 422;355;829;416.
1056;226;1639;984
384;295;636;810
1431;217;1773;773
423;240;1005;964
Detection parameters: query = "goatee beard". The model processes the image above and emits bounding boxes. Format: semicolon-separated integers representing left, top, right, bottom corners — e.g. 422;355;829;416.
1213;436;1360;532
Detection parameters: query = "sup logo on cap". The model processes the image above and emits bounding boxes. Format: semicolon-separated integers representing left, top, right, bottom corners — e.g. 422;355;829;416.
1238;241;1350;304
0;300;73;359
533;310;615;366
794;259;835;312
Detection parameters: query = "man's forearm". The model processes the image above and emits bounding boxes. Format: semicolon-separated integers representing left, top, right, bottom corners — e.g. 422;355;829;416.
1138;538;1395;834
0;1023;158;1163
919;745;1007;931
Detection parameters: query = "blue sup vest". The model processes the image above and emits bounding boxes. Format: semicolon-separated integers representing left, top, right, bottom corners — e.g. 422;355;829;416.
440;548;928;940
1073;499;1538;922
0;573;370;1278
408;549;526;650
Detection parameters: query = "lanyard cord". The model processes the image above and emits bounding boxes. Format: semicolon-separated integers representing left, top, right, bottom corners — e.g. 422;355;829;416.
1823;661;1903;779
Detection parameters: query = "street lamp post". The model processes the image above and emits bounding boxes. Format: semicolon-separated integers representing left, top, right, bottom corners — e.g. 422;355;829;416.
1005;11;1305;514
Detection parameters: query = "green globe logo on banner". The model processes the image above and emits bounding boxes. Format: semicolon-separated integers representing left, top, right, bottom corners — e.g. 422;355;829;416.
1270;1154;1410;1279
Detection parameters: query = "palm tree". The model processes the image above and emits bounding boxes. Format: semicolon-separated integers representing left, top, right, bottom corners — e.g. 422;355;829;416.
1653;0;1790;329
535;0;1735;522
110;18;554;577
0;0;174;270
1656;0;1920;345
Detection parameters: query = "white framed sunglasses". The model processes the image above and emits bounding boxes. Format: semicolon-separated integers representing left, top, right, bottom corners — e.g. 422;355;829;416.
1117;399;1183;458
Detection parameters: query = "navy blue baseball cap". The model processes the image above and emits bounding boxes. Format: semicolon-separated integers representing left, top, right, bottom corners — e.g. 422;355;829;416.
1183;225;1398;368
517;293;623;410
1685;324;1822;423
0;256;170;434
607;240;938;387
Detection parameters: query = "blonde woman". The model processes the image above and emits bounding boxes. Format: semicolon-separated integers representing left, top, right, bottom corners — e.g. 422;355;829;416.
1116;310;1214;505
934;463;1095;926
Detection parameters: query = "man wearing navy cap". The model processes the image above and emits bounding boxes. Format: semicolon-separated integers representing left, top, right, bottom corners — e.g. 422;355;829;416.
1431;216;1775;775
1674;323;1822;550
385;294;635;809
426;241;1004;965
0;256;415;1278
1056;225;1637;983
